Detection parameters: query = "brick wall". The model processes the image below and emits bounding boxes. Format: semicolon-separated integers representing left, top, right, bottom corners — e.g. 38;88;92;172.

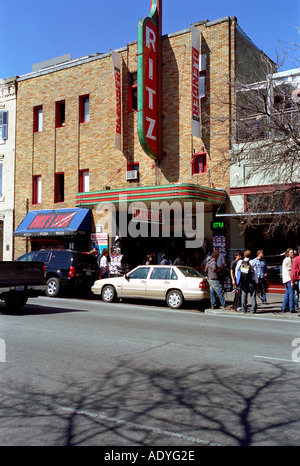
14;17;270;257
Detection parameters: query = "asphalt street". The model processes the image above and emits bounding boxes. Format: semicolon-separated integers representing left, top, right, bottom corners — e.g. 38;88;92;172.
0;294;299;447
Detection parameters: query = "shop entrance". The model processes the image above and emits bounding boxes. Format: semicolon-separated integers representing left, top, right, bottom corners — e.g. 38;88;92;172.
119;235;188;269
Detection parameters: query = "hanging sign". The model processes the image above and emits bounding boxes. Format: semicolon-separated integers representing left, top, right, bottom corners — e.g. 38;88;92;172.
191;25;201;138
111;50;122;151
137;0;162;160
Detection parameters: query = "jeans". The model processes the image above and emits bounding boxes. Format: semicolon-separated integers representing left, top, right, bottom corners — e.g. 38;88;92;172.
257;277;267;303
208;279;226;307
282;281;295;312
294;281;299;308
295;290;299;308
241;282;257;313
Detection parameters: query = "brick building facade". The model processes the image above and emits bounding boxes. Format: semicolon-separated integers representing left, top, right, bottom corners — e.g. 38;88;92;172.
0;76;17;260
14;16;272;264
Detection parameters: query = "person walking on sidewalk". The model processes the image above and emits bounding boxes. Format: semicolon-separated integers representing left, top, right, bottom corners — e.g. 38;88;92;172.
281;248;295;313
253;250;268;304
230;250;242;311
207;252;231;310
236;250;258;314
291;247;300;315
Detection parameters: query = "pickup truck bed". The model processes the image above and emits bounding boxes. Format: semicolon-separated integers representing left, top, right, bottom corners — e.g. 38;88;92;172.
0;261;47;311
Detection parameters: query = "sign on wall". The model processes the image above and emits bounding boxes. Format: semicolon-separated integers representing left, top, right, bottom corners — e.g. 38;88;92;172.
111;50;122;151
137;0;162;160
91;232;108;253
191;25;201;138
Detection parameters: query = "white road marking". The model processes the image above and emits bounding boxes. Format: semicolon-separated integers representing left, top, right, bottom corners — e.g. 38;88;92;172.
254;355;300;364
57;405;224;446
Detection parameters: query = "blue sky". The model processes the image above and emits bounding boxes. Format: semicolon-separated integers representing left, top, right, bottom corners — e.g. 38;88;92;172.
1;0;299;78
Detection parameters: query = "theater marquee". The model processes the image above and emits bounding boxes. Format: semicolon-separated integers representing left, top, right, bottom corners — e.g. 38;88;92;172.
137;0;162;160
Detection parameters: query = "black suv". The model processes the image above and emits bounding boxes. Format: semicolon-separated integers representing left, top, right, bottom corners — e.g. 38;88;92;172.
16;249;99;297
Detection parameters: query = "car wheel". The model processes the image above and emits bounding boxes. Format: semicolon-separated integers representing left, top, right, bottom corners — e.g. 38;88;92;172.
46;277;60;297
166;290;183;309
101;285;116;303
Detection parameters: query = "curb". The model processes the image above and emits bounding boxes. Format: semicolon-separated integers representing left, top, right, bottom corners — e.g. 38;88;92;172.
204;307;300;319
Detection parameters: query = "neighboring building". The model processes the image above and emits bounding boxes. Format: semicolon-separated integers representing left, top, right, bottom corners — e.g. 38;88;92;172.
228;68;300;252
0;77;17;260
223;68;300;290
13;14;273;266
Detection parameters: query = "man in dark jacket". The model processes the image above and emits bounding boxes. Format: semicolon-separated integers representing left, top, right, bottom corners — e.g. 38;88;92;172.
207;252;231;309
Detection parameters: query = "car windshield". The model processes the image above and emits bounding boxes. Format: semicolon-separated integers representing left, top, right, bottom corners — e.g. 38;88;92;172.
264;255;283;279
16;252;36;261
177;266;204;278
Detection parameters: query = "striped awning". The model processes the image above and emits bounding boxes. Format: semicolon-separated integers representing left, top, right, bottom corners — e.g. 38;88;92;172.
14;208;90;237
76;183;226;207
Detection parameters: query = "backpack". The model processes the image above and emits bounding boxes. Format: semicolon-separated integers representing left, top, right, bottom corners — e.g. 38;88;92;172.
240;260;253;282
160;259;170;265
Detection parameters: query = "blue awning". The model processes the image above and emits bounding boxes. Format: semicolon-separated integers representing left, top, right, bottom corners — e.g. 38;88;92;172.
14;208;91;237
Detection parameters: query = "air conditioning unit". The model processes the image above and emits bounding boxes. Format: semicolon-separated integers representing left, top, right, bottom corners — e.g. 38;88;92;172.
126;170;139;181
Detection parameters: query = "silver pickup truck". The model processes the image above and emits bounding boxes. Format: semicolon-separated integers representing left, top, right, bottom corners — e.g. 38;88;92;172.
0;261;47;311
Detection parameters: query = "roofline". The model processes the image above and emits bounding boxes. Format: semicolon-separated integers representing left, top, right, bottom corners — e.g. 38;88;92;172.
17;15;243;82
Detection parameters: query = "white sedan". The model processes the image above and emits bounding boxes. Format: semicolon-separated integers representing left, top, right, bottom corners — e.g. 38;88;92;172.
91;265;210;309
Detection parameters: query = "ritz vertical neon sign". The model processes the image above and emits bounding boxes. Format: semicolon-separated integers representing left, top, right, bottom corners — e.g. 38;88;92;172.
137;0;162;160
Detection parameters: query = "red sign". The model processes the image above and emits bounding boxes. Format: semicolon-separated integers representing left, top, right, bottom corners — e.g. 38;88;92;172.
111;50;121;151
28;211;76;230
192;47;200;122
137;0;162;160
191;25;201;138
143;20;158;155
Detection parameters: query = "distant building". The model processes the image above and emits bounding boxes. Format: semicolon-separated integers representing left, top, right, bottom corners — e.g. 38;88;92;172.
228;67;300;252
0;76;17;260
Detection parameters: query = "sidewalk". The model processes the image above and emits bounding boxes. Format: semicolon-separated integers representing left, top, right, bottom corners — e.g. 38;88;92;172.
204;291;300;319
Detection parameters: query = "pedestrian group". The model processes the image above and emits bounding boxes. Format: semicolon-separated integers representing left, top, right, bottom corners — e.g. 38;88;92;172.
90;244;300;315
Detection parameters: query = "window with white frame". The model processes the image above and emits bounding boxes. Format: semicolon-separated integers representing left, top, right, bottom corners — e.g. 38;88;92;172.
33;106;43;132
79;169;89;192
79;95;90;123
33;175;42;204
0;111;8;140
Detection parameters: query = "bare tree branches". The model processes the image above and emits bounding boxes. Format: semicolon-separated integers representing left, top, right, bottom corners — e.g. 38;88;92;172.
209;46;300;237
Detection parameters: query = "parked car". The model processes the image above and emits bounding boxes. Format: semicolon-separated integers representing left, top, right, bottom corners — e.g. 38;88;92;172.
16;249;99;297
91;265;210;309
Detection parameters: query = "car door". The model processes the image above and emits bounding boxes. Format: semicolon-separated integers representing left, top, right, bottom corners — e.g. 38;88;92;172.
146;267;173;298
35;251;51;265
120;266;150;298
